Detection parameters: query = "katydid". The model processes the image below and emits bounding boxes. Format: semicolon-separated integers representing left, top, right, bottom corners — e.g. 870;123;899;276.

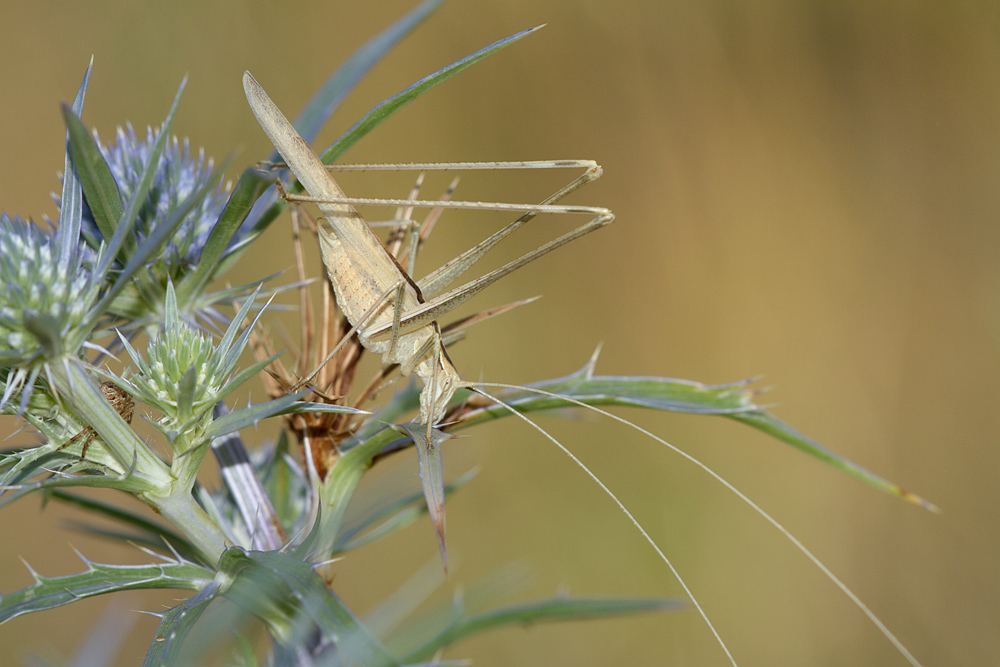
243;74;611;431
243;71;925;667
243;70;612;557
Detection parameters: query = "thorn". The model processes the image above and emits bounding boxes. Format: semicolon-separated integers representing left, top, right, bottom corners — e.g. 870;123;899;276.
19;556;40;580
132;542;166;560
70;544;92;566
585;342;603;379
311;557;344;570
161;537;185;563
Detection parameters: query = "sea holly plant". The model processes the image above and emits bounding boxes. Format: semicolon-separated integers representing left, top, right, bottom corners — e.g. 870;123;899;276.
0;2;936;666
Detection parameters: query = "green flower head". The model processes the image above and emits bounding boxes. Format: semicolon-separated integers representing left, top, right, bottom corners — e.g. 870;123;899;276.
0;216;102;409
118;281;267;435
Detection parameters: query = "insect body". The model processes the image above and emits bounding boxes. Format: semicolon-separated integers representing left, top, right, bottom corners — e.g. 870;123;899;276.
243;72;611;442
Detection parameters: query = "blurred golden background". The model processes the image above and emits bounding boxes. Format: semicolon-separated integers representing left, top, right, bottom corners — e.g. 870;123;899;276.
1;1;997;664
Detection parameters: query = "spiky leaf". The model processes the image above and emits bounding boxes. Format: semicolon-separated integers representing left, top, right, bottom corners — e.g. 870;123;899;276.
337;469;477;553
0;556;212;623
143;578;223;667
218;547;400;665
407;425;448;569
458;353;937;510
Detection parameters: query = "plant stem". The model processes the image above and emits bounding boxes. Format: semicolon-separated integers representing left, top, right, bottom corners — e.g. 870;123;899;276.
53;359;227;564
144;489;227;564
310;426;407;558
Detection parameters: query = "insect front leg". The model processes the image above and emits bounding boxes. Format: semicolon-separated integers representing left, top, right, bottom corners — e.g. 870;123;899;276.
384;281;407;361
56;426;98;460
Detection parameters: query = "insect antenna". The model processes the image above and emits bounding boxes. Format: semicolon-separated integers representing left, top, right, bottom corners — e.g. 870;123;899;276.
464;381;924;667
465;384;738;666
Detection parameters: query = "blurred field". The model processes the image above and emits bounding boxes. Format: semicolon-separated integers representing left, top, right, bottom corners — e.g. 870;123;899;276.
1;1;998;664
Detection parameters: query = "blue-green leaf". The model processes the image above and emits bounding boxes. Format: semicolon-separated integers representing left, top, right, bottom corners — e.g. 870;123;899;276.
62;103;124;251
318;26;542;166
57;58;92;270
218;547;400;665
400;594;685;663
337;468;477;553
49;489;199;561
142;578;223;667
457;353;938;511
729;410;940;512
0;556;212;623
177;167;272;296
203;394;363;440
290;0;445;148
89;153;235;328
407;425;448;569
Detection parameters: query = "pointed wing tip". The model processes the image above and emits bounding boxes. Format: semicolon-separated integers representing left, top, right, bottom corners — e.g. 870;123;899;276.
243;70;261;97
243;72;264;104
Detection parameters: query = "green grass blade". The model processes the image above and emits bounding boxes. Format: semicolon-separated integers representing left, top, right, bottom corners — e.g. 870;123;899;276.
289;0;445;148
251;25;543;233
240;0;446;239
317;25;542;166
401;595;685;663
730;410;940;512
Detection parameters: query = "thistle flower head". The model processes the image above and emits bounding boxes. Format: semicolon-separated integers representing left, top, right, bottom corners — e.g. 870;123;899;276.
123;314;226;429
83;124;231;268
0;215;101;375
118;282;265;433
